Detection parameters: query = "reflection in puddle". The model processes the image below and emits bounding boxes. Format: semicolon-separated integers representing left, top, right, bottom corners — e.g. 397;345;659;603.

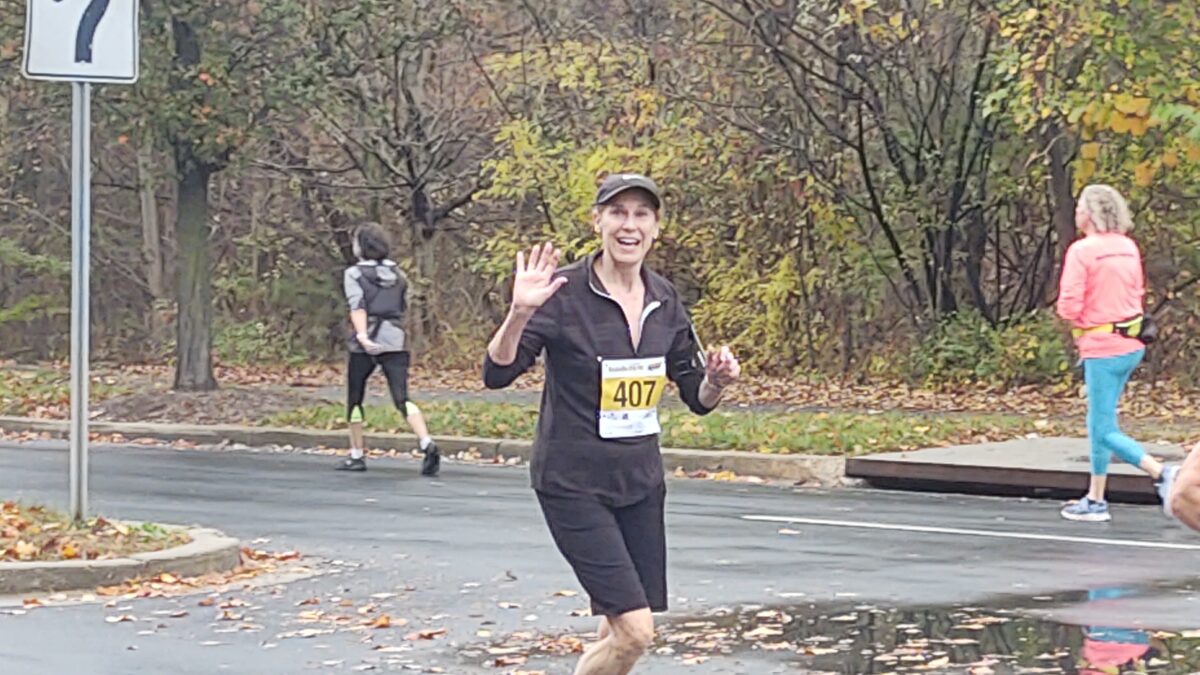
1078;587;1154;675
468;586;1200;673
649;590;1200;673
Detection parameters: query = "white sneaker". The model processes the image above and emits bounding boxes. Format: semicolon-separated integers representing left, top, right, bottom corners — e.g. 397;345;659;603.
1157;464;1181;518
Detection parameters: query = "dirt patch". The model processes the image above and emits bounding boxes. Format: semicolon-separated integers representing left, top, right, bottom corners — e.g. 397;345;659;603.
94;386;327;426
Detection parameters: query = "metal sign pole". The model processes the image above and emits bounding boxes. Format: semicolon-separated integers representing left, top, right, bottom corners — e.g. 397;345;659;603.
69;81;91;523
25;0;136;523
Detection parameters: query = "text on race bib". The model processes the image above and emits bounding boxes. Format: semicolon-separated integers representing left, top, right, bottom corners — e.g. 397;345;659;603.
598;357;667;439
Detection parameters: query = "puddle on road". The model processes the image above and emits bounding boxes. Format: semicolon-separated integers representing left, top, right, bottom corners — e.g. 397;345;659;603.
655;588;1200;673
469;584;1200;673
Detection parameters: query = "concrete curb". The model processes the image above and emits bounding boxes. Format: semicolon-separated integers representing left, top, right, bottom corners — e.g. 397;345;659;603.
0;416;846;486
0;526;241;595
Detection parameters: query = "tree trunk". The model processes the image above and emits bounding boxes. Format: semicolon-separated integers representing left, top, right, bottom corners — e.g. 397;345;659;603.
249;177;269;314
137;138;166;300
173;159;217;391
169;15;216;390
1047;124;1076;302
410;183;438;351
0;91;9;172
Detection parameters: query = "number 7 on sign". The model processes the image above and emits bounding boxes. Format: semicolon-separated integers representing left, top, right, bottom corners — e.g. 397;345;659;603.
53;0;110;63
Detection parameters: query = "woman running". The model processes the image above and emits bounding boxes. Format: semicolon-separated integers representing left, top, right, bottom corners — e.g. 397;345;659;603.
338;223;439;477
1056;184;1169;521
483;173;740;673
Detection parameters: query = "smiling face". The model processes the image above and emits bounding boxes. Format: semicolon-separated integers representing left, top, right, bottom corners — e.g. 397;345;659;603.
592;190;661;268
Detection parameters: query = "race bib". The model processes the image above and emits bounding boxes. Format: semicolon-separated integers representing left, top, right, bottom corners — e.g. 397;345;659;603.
598;357;667;439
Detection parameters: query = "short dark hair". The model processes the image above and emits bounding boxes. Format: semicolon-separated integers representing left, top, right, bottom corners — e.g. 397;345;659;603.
354;223;391;261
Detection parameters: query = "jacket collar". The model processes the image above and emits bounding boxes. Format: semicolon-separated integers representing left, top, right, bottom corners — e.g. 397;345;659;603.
583;250;670;304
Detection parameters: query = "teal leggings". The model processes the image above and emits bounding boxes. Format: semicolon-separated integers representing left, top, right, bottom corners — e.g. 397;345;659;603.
1084;349;1146;476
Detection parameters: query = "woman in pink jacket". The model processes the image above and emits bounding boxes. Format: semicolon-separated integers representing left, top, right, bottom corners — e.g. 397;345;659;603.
1056;184;1176;521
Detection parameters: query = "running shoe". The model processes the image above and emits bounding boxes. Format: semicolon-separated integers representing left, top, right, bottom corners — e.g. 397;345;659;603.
1061;497;1111;522
336;457;367;472
421;442;440;477
1156;464;1180;518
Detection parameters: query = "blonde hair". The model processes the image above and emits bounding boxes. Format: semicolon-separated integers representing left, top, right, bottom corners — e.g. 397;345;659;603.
1078;184;1134;234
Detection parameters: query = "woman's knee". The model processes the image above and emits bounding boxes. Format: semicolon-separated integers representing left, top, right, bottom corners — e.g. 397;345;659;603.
1089;410;1118;438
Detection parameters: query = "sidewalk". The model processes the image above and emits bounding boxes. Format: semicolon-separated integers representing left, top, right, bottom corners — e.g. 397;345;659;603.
847;438;1187;503
2;415;1189;503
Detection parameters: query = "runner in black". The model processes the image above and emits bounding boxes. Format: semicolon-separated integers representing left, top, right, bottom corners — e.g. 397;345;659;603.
483;174;740;674
338;223;439;476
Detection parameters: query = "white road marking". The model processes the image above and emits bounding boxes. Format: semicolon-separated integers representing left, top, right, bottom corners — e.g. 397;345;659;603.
742;515;1200;551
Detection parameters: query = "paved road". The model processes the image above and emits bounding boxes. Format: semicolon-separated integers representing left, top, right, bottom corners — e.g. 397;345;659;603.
1;441;1198;673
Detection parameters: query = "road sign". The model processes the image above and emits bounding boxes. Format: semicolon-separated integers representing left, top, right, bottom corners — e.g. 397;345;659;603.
22;0;139;522
23;0;140;84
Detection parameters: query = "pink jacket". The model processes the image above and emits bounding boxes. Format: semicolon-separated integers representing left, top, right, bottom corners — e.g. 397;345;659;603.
1056;233;1145;360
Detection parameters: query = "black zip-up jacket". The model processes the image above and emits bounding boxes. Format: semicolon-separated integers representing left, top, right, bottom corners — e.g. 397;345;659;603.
483;251;713;505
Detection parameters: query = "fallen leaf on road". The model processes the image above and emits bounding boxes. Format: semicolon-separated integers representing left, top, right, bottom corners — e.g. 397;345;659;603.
405;628;447;641
276;628;334;639
743;625;783;639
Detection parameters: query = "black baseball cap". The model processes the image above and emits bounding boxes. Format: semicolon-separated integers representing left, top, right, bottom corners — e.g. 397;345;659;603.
595;173;662;209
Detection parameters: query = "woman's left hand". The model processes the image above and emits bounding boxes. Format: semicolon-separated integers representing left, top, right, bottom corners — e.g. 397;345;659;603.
705;345;741;390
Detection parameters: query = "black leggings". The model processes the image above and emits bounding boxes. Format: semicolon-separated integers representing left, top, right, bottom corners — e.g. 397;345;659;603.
347;351;410;422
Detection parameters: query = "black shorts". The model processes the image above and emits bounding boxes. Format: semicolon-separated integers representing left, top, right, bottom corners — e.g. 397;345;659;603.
536;482;667;617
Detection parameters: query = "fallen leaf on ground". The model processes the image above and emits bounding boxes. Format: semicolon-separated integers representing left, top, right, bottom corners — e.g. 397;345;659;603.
405;628;447;641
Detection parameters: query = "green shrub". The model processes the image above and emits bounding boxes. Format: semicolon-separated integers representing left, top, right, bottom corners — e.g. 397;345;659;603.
907;310;1071;387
